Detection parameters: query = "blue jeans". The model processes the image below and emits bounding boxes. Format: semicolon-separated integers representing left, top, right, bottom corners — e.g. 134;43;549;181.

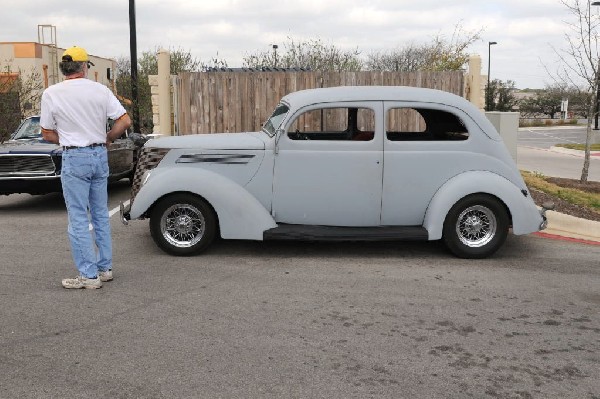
61;146;112;278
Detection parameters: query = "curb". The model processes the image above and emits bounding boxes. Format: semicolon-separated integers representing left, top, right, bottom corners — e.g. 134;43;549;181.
519;125;585;131
549;146;600;158
537;208;600;244
533;231;600;246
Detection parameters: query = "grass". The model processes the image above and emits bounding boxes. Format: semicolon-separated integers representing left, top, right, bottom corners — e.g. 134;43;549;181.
555;143;600;151
519;119;579;127
521;171;600;211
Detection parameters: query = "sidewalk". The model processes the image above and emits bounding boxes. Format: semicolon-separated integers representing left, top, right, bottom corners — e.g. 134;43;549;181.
549;145;600;158
519;145;600;244
537;208;600;245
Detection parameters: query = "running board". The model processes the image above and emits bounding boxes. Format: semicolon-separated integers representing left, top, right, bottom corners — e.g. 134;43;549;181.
264;224;428;241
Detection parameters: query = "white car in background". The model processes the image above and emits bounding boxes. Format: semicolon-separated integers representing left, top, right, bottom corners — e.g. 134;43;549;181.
121;86;550;258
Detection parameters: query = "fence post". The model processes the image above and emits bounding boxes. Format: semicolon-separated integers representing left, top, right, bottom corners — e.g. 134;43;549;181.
157;48;171;136
466;55;483;110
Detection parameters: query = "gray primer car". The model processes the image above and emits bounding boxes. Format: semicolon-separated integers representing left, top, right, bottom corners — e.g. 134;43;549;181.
121;86;551;258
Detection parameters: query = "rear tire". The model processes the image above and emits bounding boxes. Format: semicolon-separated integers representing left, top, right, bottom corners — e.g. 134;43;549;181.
149;193;217;256
442;194;509;259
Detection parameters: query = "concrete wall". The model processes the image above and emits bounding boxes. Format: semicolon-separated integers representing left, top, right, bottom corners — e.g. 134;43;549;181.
148;74;176;135
486;111;519;161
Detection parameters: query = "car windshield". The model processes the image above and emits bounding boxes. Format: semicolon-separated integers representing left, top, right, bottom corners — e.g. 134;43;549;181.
12;117;42;140
262;103;289;137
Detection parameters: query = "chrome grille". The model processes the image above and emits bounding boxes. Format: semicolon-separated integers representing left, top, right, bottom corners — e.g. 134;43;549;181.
131;147;170;201
0;154;57;177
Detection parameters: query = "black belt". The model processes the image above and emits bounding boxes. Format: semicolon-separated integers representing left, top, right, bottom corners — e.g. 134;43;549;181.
62;143;106;150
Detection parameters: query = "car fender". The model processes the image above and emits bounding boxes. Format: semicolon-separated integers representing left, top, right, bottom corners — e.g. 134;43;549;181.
423;171;543;240
130;166;276;240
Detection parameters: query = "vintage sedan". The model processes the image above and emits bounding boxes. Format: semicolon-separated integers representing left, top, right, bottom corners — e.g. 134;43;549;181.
121;86;550;258
0;116;144;195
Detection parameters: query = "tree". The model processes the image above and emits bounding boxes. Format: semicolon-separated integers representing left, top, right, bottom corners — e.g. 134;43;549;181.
243;37;363;71
365;24;482;71
116;47;223;133
519;84;591;119
565;87;592;117
0;63;43;142
552;0;600;183
487;79;518;112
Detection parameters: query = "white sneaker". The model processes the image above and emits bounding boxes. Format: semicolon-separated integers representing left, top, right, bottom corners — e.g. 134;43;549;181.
62;276;102;289
98;269;113;282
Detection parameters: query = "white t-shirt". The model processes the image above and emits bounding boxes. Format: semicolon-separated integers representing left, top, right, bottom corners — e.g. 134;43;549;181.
40;78;126;147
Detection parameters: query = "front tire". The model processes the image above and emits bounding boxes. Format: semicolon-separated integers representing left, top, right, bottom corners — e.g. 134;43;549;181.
442;194;509;259
150;193;217;256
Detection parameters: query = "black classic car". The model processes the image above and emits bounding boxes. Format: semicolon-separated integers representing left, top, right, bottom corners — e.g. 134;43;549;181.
0;116;147;195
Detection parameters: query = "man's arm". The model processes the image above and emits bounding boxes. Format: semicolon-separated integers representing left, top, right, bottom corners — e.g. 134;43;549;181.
106;113;133;144
41;128;60;144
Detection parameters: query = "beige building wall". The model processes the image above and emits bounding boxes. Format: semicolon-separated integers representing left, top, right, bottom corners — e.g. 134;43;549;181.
0;42;118;114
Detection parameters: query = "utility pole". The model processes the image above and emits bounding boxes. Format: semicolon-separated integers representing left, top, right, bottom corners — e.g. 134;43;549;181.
129;0;140;132
272;44;278;68
486;41;497;112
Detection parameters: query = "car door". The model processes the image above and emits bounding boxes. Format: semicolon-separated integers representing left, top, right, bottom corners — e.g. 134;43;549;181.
272;102;384;226
381;102;475;225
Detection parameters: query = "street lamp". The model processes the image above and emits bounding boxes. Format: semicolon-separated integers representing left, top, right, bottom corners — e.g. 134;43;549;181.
129;0;140;132
486;41;497;112
272;44;278;69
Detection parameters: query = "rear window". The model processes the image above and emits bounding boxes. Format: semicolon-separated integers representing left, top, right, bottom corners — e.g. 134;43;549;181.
386;108;468;141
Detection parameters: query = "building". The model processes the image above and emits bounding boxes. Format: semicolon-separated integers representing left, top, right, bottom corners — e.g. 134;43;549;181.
0;41;116;92
0;28;118;137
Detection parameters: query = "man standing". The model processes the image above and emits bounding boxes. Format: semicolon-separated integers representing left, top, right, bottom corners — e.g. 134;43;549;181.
41;46;132;289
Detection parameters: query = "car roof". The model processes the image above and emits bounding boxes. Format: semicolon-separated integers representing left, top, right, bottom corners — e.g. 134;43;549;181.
281;86;464;105
280;86;501;140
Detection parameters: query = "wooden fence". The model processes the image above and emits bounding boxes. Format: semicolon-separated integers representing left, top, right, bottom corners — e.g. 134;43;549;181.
176;71;465;134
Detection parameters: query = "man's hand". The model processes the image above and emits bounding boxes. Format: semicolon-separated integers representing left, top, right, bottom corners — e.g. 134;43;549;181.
41;128;59;144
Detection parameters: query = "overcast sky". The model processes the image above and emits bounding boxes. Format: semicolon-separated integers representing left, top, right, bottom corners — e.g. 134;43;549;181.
0;0;585;89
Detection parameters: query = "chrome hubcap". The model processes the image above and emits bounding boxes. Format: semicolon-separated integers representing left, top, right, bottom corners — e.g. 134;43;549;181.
161;204;205;248
456;205;497;248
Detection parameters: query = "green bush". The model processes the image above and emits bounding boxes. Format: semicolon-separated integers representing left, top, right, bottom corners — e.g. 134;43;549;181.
519;118;580;127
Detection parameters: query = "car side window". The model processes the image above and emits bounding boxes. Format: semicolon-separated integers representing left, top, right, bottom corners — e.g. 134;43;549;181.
288;107;375;141
386;108;469;141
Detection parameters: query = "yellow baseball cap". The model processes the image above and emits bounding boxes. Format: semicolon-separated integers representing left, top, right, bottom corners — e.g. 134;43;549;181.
62;46;94;65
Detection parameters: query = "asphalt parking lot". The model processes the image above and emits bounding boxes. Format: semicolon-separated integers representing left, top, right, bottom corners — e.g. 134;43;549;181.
1;182;599;399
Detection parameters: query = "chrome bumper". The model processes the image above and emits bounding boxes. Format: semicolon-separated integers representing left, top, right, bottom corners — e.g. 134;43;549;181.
539;201;555;230
119;201;131;226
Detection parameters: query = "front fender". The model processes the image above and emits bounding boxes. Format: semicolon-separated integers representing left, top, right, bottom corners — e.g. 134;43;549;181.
130;166;276;240
423;171;543;240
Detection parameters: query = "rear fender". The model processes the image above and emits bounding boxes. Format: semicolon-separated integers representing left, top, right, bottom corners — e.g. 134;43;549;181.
424;171;543;240
130;166;276;240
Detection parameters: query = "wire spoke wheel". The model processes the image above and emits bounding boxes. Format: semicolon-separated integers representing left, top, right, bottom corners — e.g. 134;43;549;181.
150;194;217;256
161;204;206;248
443;194;509;259
455;205;497;248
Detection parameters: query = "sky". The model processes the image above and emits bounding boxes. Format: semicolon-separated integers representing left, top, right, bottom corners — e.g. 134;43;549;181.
0;0;587;89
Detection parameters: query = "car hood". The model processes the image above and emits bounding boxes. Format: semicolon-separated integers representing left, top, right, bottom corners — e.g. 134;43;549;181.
145;132;266;150
0;139;62;154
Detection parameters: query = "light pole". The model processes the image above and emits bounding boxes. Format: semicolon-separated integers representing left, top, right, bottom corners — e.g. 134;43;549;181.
272;44;278;69
129;0;140;132
486;41;497;112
